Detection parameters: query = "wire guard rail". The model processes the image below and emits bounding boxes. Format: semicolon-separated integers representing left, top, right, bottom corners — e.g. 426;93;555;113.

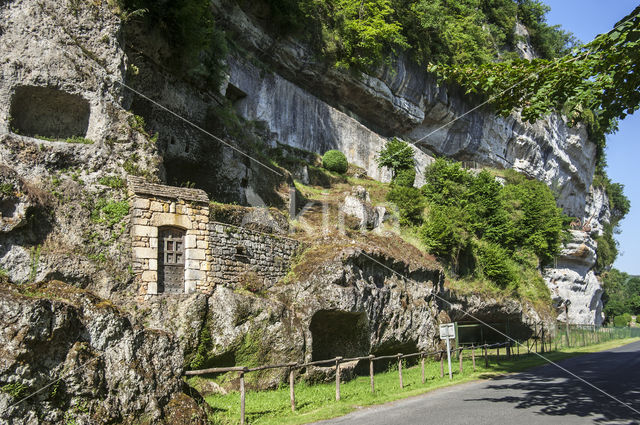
185;342;511;425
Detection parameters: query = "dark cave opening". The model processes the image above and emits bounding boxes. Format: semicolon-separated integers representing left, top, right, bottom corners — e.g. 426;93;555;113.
10;86;90;140
309;310;370;362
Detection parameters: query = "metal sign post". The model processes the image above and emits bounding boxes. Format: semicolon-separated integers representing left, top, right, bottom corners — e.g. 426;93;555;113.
439;323;456;380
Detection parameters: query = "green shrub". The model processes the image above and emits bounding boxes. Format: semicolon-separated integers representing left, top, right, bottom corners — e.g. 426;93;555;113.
420;204;467;261
613;313;632;328
376;138;415;177
421;158;471;207
98;175;126;190
393;168;415;188
322;150;348;174
387;186;425;226
474;241;519;289
91;199;130;227
415;158;567;289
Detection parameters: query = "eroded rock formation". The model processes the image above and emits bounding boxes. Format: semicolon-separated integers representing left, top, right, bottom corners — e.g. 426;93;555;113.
0;281;209;424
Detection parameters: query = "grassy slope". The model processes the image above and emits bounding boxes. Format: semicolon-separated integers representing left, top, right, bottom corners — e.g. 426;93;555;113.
204;338;640;425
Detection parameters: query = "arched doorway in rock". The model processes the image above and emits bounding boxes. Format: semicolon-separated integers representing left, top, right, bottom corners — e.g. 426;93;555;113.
158;226;186;294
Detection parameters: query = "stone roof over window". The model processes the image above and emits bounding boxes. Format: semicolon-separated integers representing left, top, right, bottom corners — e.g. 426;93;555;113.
127;176;209;203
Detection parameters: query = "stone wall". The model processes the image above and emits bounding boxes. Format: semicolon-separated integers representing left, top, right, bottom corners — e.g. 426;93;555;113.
129;177;300;295
208;222;300;290
129;177;212;295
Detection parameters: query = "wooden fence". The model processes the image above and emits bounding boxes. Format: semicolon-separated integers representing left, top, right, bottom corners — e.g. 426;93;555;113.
186;324;640;424
186;342;511;425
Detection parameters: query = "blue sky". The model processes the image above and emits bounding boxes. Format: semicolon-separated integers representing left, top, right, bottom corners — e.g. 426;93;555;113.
544;1;640;274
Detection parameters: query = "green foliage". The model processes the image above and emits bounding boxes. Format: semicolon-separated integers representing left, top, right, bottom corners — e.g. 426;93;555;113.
421;158;471;207
419;204;467;261
592;166;630;271
128;114;146;133
393;168;415;188
33;135;93;144
414;158;567;289
98;175;126;190
1;382;27;398
0;183;14;196
64;136;94;145
266;0;570;70
432;6;640;162
499;171;565;265
474;241;518;289
122;0;228;85
613;313;632;328
190;324;213;370
602;269;640;322
386;186;425;226
376;138;414;178
595;227;618;273
333;0;409;69
322;150;348;174
91;199;130;228
517;0;577;59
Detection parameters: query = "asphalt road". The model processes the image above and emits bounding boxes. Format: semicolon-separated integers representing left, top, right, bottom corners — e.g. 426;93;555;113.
314;341;640;425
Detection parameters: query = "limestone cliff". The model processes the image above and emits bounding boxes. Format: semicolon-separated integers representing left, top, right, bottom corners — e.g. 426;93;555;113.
215;2;607;325
0;1;610;418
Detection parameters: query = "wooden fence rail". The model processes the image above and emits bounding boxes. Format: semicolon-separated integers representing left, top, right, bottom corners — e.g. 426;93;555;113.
187;325;640;424
186;342;510;424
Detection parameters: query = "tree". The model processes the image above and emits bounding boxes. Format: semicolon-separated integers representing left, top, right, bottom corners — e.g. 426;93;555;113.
376;138;415;179
431;5;640;151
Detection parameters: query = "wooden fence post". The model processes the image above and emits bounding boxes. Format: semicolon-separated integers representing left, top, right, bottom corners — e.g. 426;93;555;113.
421;354;426;384
398;354;404;389
459;348;463;373
497;346;500;363
289;367;295;412
369;354;375;393
484;346;488;368
471;346;476;372
240;370;246;425
335;357;342;401
440;353;444;378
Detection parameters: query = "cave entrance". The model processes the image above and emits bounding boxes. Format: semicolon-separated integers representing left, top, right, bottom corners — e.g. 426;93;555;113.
310;310;370;361
158;227;185;294
9;86;90;139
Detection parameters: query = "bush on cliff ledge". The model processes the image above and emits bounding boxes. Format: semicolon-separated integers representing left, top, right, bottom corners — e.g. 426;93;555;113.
322;150;348;174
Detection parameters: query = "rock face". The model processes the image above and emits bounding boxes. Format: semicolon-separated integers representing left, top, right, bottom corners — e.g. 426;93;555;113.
216;3;607;324
0;281;207;424
544;231;604;326
340;186;386;230
226;55;432;186
543;187;610;325
197;246;541;389
217;3;597;220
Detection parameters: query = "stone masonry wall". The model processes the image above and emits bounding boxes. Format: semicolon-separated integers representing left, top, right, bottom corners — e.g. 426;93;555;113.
209;223;300;290
129;177;212;295
129;178;300;295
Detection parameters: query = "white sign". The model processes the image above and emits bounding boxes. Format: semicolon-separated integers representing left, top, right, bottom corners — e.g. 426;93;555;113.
439;323;456;340
439;323;456;380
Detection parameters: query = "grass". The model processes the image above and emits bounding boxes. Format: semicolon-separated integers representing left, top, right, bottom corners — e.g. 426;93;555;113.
32;134;94;144
203;337;640;425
